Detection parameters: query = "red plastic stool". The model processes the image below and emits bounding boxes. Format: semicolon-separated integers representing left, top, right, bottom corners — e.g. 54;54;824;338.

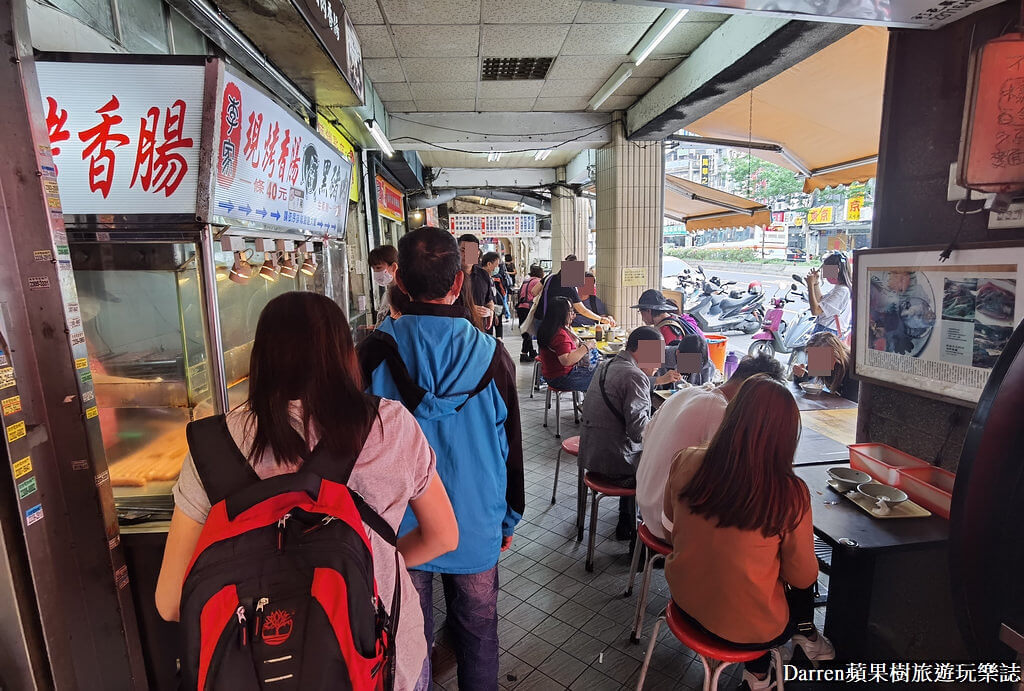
636;603;785;691
582;472;635;572
625;523;672;643
551;435;579;504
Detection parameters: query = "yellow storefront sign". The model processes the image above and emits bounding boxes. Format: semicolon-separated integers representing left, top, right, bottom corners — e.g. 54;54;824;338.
845;196;865;222
317;117;360;203
808;206;834;225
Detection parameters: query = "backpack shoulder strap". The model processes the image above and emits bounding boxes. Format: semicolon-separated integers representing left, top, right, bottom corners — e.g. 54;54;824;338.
598;361;627;426
186;415;261;505
358;331;429;412
302;395;382;485
454;342;502;413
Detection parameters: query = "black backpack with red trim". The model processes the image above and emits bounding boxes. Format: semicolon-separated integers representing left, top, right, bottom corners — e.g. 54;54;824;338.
178;399;399;691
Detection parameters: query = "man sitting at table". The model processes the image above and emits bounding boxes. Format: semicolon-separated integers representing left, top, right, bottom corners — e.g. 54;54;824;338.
634;289;714;385
579;327;681;541
637;353;785;543
571;273;612;327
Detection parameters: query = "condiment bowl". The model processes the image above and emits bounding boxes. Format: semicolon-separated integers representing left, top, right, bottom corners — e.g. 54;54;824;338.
826;467;871;492
799;380;824;395
857;482;908;506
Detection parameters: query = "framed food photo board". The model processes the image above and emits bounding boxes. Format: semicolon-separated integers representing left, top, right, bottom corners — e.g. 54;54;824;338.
852;241;1024;406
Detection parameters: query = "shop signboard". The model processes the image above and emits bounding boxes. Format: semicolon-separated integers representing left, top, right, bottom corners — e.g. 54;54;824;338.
35;61;205;214
845;196;865;221
808;206;834;225
699;155;710;185
212;66;351;237
291;0;364;103
376;177;405;223
316;117;360;202
449;214;538;237
425;207;439;227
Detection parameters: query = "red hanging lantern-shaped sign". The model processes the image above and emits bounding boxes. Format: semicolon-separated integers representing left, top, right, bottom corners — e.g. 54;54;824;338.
959;31;1024;209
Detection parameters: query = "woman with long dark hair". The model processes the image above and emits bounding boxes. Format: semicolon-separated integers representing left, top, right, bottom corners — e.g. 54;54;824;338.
536;295;598;392
156;292;459;690
663;375;833;690
792;331;858;401
807;251;853;337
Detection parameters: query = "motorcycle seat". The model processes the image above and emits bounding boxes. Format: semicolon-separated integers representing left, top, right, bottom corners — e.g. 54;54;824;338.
718;294;758;310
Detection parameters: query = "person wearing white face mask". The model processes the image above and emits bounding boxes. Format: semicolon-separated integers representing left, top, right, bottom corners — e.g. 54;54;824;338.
369;245;399;325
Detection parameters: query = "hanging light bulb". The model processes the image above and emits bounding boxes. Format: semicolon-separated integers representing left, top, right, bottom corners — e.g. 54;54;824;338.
229;250;254;284
300;252;318;276
279;252;298;278
216;266;230;281
259;252;280;281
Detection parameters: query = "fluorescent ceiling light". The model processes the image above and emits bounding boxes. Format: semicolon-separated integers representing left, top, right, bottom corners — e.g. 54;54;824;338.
488;152;502;162
364;118;395;157
589;63;635;111
631;9;688;66
534;149;552;161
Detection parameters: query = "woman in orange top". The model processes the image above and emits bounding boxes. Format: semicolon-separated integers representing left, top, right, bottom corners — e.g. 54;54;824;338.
663;374;834;690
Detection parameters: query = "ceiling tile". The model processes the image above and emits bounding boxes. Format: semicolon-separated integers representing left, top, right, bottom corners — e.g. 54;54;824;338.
593;94;636;111
409;81;478;100
379;0;480;24
477;98;537;112
534;96;591;111
345;0;384;24
413;99;477;112
387;101;418;112
573;2;662;23
632;56;682;78
363;58;405;82
561;23;649;55
478;80;544;99
539;78;603;98
401;57;479;82
481;24;569;57
544;54;624;81
652;17;724;56
356;25;397;58
393;25;480;57
616;76;659;97
374;82;414;101
480;0;580;23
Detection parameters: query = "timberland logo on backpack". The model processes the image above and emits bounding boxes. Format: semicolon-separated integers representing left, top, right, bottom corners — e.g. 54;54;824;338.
262;609;295;646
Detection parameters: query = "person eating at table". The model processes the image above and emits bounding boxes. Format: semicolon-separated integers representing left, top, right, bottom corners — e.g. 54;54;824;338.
579;327;680;541
531;255;616;328
637;353;785;543
571;272;613;328
663;374;834;690
536;296;600;393
791;331;858;402
634;289;713;386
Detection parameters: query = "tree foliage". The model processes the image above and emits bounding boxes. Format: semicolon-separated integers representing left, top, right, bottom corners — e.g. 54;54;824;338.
720;154;803;203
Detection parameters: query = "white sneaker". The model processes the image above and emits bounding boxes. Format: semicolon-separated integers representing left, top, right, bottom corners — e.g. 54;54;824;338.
789;630;836;662
740;668;776;691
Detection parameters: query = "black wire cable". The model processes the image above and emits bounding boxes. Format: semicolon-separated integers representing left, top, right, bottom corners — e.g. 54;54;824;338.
391;122;611;155
390;115;613;138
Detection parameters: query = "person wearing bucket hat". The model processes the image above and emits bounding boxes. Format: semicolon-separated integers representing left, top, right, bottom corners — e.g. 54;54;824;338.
633;289;715;385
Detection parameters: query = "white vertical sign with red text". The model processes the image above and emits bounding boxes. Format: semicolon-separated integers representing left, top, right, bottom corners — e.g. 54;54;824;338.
212;66;351;237
35;62;204;214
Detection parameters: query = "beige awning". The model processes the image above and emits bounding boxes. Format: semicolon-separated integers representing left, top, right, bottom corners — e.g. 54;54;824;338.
665;175;771;231
685;25;887;193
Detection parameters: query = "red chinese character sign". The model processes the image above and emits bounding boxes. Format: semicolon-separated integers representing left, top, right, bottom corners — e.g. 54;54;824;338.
35;62;203;214
212;67;351;237
959;33;1024;205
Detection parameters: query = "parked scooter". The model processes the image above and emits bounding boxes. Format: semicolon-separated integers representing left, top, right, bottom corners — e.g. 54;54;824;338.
748;274;817;374
687;271;764;334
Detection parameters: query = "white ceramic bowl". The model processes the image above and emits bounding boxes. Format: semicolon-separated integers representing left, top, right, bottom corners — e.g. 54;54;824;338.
799;380;824;395
857;482;908;506
827;467;871;492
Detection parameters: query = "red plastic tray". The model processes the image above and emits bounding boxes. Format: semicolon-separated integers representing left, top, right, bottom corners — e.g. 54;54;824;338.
896;466;955;519
848;443;929;485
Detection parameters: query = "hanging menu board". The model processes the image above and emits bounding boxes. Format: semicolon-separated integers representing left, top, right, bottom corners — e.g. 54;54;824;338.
450;214;537;237
211;65;351;237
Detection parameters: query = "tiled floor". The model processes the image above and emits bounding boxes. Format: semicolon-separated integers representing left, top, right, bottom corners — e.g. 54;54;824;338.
426;334;827;690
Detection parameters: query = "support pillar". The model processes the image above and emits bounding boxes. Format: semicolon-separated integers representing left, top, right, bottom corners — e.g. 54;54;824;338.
595;116;664;329
549;167;588;263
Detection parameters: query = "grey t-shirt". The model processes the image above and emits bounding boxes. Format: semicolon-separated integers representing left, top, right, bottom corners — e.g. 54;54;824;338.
174;399;435;690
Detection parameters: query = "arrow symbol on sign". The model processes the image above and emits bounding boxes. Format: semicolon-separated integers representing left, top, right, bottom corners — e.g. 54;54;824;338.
256;208;267;218
238;203;252;215
317;221;324;228
218;201;234;213
270;211;281;220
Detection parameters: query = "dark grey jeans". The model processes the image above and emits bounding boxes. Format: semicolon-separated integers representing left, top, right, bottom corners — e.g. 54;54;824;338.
410;566;500;691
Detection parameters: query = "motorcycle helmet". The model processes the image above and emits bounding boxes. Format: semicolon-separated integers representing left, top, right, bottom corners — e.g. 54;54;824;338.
748;281;763;295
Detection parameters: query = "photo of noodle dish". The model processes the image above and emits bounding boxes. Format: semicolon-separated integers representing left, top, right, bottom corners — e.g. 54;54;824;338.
868;270;936;357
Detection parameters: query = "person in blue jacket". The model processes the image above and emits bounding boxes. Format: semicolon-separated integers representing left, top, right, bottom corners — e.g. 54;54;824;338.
357;227;524;691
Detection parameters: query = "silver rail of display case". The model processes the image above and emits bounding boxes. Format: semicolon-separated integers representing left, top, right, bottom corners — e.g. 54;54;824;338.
198;225;229;415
